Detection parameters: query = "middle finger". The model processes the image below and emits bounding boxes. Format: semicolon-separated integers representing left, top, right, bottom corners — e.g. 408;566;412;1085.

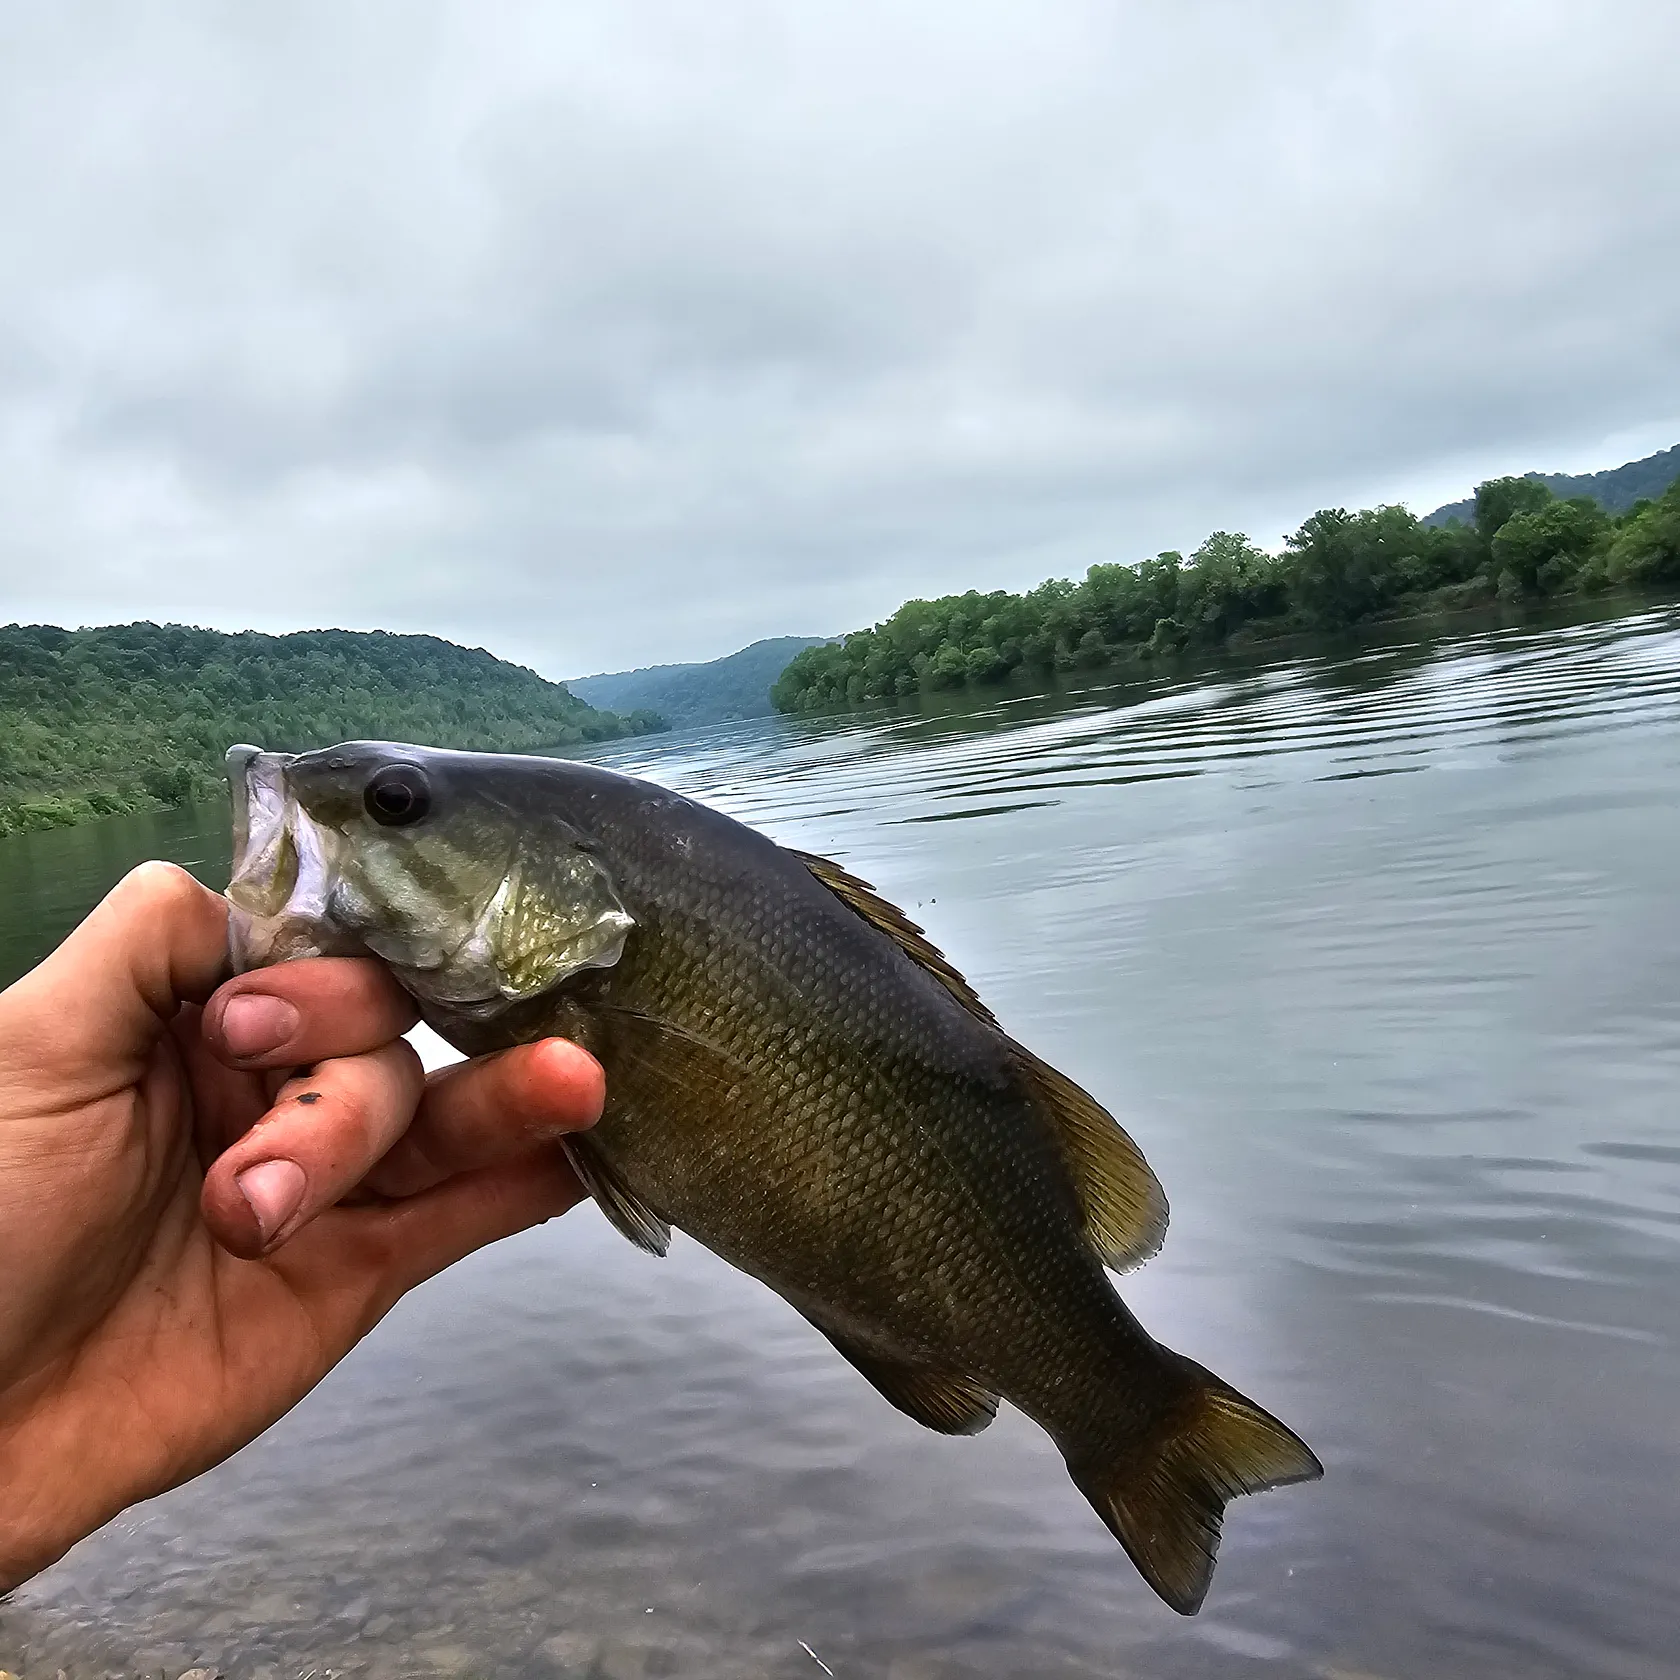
200;1038;424;1257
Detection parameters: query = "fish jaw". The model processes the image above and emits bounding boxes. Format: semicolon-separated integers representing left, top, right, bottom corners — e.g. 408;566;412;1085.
224;743;362;971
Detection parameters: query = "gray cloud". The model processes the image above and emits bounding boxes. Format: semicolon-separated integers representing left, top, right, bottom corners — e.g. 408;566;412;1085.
2;0;1677;674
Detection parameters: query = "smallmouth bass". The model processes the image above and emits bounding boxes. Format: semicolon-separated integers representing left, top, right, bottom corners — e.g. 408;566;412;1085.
224;740;1320;1613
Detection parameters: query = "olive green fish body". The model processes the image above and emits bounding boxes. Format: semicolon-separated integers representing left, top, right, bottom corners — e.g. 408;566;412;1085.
226;742;1321;1613
439;781;1127;1412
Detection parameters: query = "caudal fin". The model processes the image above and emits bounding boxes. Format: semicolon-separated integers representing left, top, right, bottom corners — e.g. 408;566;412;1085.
1069;1355;1321;1615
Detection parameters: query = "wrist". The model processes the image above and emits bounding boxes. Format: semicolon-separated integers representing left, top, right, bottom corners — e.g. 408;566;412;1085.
0;1386;152;1594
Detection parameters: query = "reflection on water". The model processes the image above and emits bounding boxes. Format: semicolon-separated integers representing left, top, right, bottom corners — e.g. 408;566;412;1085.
3;608;1679;1678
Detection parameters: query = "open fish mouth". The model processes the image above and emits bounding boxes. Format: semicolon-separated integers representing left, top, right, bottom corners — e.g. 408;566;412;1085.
224;744;358;971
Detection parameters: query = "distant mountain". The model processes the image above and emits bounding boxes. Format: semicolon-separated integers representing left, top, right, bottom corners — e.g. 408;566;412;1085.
0;622;663;837
569;635;833;729
1423;444;1680;527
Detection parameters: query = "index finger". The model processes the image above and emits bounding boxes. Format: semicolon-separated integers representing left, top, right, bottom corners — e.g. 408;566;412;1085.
200;959;419;1070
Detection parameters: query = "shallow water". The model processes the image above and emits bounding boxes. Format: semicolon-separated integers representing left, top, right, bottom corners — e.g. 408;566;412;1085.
3;608;1679;1679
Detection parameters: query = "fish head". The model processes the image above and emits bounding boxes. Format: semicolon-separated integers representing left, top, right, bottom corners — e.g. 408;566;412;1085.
225;740;635;1017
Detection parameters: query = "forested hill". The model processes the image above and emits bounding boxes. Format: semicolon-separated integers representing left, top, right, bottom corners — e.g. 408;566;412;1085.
568;635;831;729
773;470;1680;715
1423;444;1680;526
0;623;665;837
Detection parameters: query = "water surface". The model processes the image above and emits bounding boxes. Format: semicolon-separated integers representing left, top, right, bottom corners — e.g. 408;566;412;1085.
3;609;1678;1679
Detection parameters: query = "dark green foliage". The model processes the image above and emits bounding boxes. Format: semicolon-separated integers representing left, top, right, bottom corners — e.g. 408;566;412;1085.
1489;497;1611;598
1424;443;1680;525
1604;478;1680;586
1474;476;1555;543
568;635;832;729
773;468;1680;716
0;623;666;837
1284;505;1463;628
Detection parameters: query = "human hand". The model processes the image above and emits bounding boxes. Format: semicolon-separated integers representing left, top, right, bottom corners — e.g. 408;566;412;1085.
0;862;603;1591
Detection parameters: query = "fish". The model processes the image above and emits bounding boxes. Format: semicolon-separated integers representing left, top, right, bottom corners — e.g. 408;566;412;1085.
223;739;1321;1613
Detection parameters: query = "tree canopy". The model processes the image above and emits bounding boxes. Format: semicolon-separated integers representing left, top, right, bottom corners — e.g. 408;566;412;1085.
772;473;1680;716
0;623;665;836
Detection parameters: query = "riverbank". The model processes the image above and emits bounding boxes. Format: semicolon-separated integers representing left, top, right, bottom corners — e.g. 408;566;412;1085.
785;583;1680;732
0;623;666;840
772;472;1680;715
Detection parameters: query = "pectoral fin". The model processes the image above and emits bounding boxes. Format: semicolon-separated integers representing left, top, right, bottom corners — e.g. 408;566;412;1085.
593;1003;752;1111
561;1005;752;1257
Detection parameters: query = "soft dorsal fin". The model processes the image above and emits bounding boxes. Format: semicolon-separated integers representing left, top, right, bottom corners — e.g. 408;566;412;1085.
794;849;1168;1274
792;850;999;1026
1015;1047;1168;1272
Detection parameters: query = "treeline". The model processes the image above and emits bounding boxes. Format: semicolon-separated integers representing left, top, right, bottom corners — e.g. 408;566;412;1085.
0;623;665;837
772;473;1680;713
1423;443;1680;526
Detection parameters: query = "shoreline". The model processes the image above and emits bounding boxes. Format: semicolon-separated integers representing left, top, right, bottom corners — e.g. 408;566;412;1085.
772;584;1680;724
5;588;1675;845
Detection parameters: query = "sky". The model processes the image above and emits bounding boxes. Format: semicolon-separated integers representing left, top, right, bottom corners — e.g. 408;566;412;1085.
2;2;1677;679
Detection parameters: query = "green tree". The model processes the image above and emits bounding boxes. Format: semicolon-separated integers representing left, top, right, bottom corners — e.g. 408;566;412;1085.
1605;481;1680;585
1474;476;1555;546
1285;505;1425;629
0;623;667;835
1489;497;1610;597
770;466;1680;717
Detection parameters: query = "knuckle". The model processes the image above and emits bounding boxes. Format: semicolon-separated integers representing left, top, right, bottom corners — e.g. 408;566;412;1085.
373;1037;425;1095
118;859;206;915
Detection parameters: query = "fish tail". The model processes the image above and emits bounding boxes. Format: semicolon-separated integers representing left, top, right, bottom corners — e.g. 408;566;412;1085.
1066;1350;1321;1615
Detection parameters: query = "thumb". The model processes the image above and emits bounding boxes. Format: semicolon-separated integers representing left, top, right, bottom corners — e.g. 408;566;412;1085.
1;862;231;1102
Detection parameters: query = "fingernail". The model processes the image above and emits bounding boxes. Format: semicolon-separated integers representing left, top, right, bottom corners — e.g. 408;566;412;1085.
219;993;300;1059
235;1159;307;1245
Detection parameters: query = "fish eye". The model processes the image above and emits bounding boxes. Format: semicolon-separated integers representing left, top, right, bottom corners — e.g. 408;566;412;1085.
364;764;432;828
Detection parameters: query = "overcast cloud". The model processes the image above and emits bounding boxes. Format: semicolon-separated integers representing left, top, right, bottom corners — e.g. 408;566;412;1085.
2;2;1677;676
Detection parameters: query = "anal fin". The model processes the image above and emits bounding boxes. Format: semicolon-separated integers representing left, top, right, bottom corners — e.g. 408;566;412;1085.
802;1313;998;1436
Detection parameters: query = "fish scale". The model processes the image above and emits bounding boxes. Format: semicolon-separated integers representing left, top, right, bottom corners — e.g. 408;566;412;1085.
225;739;1321;1613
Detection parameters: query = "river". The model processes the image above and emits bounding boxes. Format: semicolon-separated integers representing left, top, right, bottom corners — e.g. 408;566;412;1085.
2;606;1678;1679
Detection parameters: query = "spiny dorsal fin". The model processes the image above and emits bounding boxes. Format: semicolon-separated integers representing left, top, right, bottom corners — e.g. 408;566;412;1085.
1013;1047;1169;1273
792;850;999;1027
799;1310;999;1436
